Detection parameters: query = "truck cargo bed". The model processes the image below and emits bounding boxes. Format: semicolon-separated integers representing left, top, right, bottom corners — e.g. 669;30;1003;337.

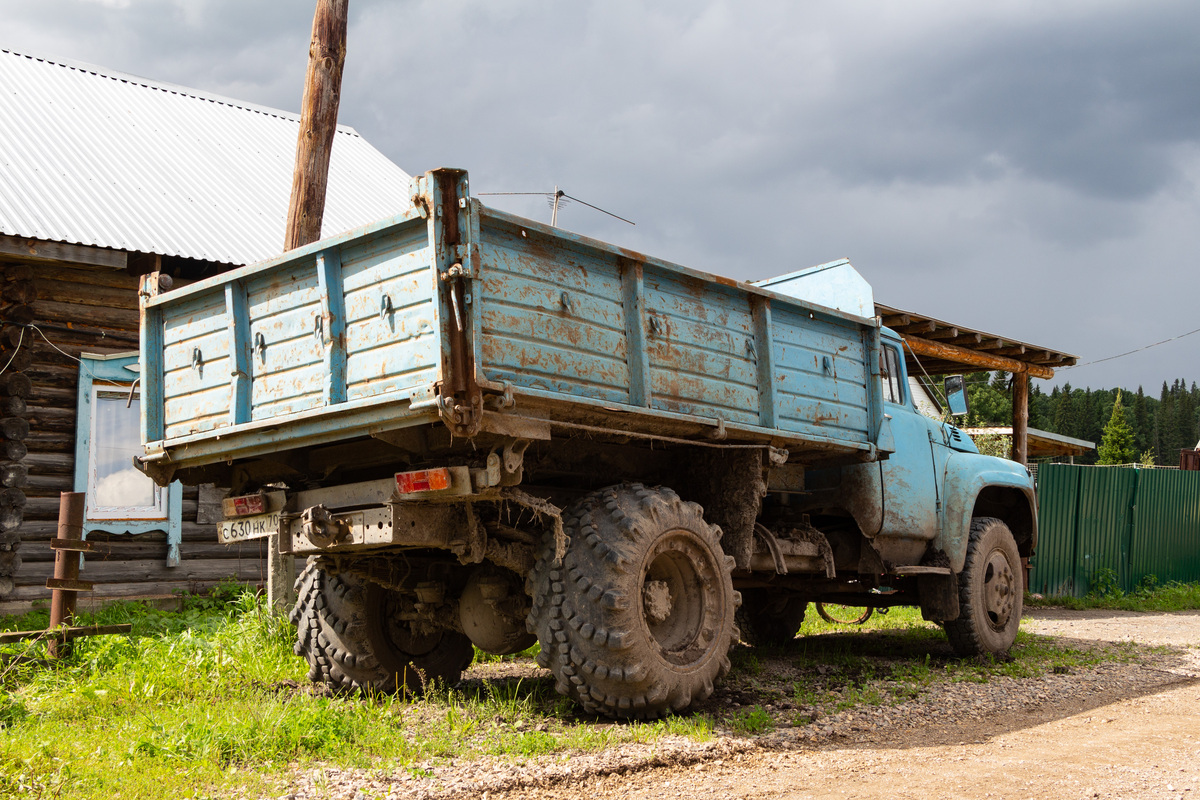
139;169;886;480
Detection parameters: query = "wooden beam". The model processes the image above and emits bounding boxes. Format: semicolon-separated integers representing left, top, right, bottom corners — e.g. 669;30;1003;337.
1011;371;1029;465
926;327;960;340
0;235;126;269
948;332;984;347
284;0;349;252
902;335;1055;379
896;320;937;335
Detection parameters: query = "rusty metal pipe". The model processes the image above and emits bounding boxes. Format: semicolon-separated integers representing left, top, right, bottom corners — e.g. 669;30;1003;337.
48;491;85;658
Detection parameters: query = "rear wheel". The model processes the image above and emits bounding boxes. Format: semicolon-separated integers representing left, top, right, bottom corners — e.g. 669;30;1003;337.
528;484;738;719
944;517;1023;657
737;590;807;645
290;559;474;693
816;603;874;625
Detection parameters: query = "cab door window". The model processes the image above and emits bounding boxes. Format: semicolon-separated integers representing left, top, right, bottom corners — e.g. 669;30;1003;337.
881;345;905;405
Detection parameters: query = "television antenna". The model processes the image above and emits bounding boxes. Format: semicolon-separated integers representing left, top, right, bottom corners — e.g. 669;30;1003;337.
477;186;635;227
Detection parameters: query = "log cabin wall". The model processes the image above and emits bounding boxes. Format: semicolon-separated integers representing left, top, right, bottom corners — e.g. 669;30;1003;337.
1;254;271;615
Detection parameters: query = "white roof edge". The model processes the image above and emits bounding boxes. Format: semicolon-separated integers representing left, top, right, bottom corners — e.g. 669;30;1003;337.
0;44;363;138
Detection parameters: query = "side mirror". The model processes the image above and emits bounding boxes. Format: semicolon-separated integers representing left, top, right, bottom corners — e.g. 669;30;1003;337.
944;375;969;417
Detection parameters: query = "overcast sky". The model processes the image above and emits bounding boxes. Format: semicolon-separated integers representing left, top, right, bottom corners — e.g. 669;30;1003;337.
4;0;1198;393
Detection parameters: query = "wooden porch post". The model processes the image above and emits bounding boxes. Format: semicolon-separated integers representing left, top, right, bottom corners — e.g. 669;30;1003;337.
1011;371;1029;465
271;0;349;613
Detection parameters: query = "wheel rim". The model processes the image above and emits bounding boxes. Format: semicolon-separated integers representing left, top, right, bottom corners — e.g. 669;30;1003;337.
380;590;441;657
640;529;723;667
817;603;873;625
982;548;1017;630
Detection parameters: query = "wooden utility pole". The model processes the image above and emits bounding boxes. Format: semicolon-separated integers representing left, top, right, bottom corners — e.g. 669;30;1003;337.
284;0;349;251
271;0;349;612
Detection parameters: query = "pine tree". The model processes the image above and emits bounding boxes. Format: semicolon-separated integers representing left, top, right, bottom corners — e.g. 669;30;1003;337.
1098;391;1137;465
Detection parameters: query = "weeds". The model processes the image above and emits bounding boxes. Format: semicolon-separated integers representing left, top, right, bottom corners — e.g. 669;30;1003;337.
1027;579;1200;612
0;588;712;800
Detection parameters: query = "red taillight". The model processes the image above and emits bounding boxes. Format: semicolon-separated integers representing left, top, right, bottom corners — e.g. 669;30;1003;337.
395;468;452;494
223;493;266;518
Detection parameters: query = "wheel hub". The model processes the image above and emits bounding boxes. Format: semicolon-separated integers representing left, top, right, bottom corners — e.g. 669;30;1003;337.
640;529;722;666
642;580;673;624
982;550;1016;629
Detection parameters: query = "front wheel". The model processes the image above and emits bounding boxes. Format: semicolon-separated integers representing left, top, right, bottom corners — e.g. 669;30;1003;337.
944;517;1023;657
528;484;739;719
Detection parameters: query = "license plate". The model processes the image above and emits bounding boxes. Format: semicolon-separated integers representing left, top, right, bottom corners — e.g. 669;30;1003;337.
218;511;282;544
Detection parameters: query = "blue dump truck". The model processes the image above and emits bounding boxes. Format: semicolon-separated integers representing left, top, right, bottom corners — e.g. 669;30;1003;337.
136;168;1035;719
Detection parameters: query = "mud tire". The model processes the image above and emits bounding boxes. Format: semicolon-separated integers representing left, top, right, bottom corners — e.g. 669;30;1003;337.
736;590;807;645
527;484;739;719
944;517;1023;657
290;558;474;693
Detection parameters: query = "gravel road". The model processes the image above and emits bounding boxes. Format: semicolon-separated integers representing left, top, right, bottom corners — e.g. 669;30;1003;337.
279;609;1200;800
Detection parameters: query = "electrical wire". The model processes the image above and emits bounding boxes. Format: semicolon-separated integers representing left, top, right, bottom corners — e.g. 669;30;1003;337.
0;323;130;386
1063;325;1200;369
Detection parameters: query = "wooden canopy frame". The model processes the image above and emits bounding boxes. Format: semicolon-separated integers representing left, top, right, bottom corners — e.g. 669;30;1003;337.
877;303;1078;466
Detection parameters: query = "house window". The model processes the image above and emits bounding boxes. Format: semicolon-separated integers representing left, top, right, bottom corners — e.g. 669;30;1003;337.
75;352;182;566
87;387;166;519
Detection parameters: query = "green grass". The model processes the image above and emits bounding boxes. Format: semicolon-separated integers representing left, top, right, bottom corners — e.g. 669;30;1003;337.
1026;578;1200;612
0;589;712;800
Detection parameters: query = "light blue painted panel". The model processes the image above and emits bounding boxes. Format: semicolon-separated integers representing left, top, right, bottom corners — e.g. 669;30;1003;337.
771;304;871;444
643;268;760;425
246;266;325;421
477;226;631;404
162;290;228;346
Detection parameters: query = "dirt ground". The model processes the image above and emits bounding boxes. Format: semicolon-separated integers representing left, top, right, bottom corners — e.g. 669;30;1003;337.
282;609;1200;800
493;609;1200;800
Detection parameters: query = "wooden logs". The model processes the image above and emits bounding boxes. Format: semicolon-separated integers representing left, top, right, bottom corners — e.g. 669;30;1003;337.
1;281;37;304
0;441;26;462
0;417;30;441
0;348;33;372
902;335;1055;380
0;304;34;325
0;462;27;488
0;396;25;416
0;372;31;398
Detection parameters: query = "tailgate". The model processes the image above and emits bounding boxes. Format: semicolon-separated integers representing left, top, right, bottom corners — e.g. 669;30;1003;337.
140;205;446;467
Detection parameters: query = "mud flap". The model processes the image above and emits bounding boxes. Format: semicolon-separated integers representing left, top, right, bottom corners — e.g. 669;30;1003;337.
919;572;960;622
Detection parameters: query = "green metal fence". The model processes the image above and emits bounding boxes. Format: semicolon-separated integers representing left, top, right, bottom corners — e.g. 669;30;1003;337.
1028;464;1200;597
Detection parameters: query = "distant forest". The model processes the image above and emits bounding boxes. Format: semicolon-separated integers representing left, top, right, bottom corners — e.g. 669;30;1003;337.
955;372;1200;466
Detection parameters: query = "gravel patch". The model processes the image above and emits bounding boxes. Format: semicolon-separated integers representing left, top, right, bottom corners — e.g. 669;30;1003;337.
273;611;1200;800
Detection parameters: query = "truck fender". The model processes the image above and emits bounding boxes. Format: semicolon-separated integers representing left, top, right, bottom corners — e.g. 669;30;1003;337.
936;453;1038;573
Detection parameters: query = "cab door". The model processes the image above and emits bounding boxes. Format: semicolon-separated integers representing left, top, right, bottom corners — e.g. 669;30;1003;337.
877;342;941;543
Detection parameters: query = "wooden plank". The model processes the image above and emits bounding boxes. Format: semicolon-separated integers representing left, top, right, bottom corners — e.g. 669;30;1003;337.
0;623;131;644
31;300;138;330
46;578;94;592
0;235;127;269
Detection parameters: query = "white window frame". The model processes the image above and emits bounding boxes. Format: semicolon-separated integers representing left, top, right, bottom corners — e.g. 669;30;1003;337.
75;352;182;566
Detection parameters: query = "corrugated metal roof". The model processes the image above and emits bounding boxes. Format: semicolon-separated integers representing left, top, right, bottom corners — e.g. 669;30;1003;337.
0;47;412;266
